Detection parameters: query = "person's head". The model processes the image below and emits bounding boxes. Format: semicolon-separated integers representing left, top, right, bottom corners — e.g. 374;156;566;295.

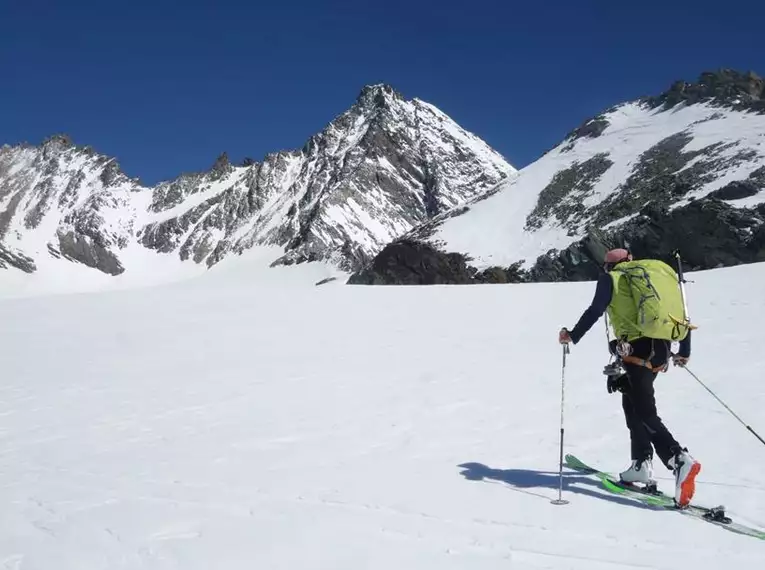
603;248;632;272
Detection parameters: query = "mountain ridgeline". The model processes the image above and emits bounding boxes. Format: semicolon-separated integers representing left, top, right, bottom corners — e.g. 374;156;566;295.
0;85;514;278
349;69;765;285
2;70;764;288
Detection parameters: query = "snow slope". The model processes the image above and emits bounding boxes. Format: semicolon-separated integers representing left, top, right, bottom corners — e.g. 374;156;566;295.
2;260;764;569
425;101;765;271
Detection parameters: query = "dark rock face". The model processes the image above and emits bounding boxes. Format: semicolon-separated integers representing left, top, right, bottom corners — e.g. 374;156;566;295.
349;197;765;285
0;244;36;273
707;180;761;201
528;197;765;281
347;240;477;285
647;69;765;113
534;130;760;235
515;199;762;283
560;113;613;152
526;153;613;232
56;230;125;275
611;198;765;270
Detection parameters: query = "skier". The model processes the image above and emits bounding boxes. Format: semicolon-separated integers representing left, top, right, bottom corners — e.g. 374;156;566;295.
558;248;701;507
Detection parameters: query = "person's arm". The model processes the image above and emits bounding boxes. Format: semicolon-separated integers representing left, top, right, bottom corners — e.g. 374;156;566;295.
569;273;613;344
676;329;691;358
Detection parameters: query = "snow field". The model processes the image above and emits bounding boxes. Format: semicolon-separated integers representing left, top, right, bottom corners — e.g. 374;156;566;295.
1;262;764;569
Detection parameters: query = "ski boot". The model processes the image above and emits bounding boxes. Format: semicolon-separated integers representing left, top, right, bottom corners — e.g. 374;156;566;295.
669;449;701;508
619;459;658;493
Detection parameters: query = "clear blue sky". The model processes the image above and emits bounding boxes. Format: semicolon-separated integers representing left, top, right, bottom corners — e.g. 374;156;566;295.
2;0;763;184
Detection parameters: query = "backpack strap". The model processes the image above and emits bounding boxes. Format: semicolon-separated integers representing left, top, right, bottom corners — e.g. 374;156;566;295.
619;339;670;373
621;355;669;373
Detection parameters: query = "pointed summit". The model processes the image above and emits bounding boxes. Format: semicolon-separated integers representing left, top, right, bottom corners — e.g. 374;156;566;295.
1;84;512;282
355;84;403;110
41;134;75;159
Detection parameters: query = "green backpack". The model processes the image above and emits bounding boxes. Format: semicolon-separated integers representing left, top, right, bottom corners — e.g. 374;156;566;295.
606;259;691;342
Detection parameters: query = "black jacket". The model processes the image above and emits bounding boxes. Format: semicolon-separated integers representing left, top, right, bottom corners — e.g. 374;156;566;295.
569;273;691;361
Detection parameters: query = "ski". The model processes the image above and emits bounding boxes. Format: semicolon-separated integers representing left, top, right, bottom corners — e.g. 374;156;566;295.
564;454;765;541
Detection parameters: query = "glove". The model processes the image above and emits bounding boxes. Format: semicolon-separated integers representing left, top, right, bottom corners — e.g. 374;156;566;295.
672;355;689;367
559;328;572;345
607;374;628;394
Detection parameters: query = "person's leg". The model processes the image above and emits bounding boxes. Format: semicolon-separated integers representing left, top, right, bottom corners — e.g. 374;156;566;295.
621;382;653;462
619;374;655;484
622;364;681;468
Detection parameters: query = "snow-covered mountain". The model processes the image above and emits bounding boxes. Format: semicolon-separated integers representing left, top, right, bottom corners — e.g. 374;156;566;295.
350;69;765;284
0;85;514;283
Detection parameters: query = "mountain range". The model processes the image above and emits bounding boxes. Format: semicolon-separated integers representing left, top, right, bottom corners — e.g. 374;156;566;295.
350;69;765;284
0;85;513;283
2;69;764;290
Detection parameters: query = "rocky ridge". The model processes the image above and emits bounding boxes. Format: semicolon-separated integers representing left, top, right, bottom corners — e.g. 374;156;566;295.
349;69;765;285
0;85;515;278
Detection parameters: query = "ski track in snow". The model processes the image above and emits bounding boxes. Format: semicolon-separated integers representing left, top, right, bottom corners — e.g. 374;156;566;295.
1;263;764;568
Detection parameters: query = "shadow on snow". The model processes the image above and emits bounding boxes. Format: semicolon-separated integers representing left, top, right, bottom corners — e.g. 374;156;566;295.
457;462;656;510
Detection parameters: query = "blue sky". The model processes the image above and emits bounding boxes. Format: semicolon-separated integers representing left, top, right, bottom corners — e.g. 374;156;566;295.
2;0;763;184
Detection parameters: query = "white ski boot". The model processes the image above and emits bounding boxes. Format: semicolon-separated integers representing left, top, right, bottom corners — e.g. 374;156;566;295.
668;449;701;507
619;458;656;487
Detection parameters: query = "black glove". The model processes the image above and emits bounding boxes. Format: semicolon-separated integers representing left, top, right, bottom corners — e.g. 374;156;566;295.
607;374;628;394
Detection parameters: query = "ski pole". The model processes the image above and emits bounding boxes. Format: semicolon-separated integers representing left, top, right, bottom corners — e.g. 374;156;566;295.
683;366;765;447
673;251;692;322
552;343;570;505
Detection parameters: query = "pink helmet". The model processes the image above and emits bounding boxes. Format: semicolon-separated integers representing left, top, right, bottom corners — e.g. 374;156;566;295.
604;248;632;265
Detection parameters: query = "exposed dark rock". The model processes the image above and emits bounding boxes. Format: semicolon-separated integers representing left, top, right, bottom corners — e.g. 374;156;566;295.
748;166;765;186
526;153;613;231
647;69;765;113
0;191;25;239
58;171;87;210
0;244;36;273
474;262;526;284
707;180;761;201
349;195;765;285
612;198;764;270
210;152;232;180
57;230;124;275
591;133;754;227
525;231;610;282
99;160;123;187
347;239;477;285
41;134;74;159
527;198;765;280
24;178;57;230
561;114;611;151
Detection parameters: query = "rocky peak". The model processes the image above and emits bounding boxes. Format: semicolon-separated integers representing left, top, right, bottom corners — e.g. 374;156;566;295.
41;134;75;159
354;84;404;115
649;69;765;112
210;151;233;179
99;158;125;187
1;85;514;283
349;68;765;286
561;68;765;150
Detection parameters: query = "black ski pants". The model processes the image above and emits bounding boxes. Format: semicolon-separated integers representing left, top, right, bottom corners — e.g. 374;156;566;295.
621;363;681;468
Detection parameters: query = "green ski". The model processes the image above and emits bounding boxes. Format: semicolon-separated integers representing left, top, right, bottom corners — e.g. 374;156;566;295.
564;454;765;541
